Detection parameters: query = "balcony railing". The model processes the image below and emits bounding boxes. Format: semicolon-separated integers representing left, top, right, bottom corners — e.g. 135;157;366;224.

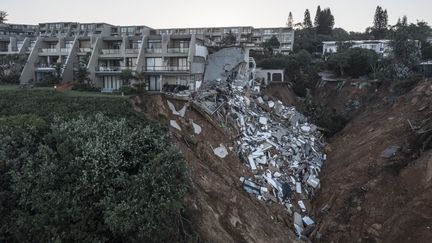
95;66;135;72
100;49;121;55
167;47;189;54
144;66;189;72
60;48;71;53
125;49;139;54
40;48;58;53
146;48;162;53
79;48;92;53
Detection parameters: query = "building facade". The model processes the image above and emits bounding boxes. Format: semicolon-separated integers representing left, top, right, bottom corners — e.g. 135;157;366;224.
322;40;392;56
1;22;294;92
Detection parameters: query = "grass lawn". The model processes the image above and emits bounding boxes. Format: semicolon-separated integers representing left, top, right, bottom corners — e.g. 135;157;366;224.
0;84;130;98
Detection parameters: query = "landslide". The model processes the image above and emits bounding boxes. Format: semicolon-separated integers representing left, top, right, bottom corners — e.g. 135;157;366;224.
132;94;300;243
311;81;432;243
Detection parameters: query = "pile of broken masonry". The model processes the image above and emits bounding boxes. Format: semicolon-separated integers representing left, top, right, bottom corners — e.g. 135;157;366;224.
193;79;327;239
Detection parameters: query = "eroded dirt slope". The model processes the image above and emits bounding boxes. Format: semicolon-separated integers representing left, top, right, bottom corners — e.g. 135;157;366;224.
312;82;432;243
133;94;300;243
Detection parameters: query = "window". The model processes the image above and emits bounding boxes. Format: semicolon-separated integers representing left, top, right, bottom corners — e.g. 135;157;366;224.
146;58;163;70
272;73;282;82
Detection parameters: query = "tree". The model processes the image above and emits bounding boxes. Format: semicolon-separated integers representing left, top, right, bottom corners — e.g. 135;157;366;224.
76;65;90;84
295;49;312;70
328;52;350;77
332;28;350;41
0;113;187;242
372;6;388;39
287;12;293;28
0;11;7;23
120;69;134;86
390;23;421;70
263;35;280;55
303;9;313;29
314;6;321;27
0;54;27;84
316;8;335;35
221;31;237;46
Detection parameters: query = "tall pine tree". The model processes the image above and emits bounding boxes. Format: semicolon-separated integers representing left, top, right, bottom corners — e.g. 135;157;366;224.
372;6;388;39
316;8;335;35
303;9;313;29
314;6;321;27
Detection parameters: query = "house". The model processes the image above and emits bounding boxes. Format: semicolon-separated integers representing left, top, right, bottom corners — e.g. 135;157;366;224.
255;68;285;85
322;40;392;56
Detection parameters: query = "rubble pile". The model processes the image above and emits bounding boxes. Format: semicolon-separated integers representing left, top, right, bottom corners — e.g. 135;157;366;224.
194;79;327;238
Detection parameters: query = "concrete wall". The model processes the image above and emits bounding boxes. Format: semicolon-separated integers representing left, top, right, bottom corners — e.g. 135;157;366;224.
20;37;43;84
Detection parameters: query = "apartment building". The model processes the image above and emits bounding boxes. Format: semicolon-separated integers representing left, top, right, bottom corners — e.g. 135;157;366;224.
156;26;294;54
2;22;292;92
322;40;392;56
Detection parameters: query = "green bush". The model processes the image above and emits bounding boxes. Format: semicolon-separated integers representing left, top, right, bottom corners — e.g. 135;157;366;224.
0;91;187;242
72;83;100;92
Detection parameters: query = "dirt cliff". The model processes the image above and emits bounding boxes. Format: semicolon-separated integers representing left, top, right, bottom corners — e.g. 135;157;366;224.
311;81;432;243
133;94;300;243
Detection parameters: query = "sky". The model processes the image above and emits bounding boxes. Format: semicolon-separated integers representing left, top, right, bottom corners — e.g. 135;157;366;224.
3;0;432;32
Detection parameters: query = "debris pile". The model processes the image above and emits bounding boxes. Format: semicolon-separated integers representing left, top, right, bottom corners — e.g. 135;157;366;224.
194;79;327;239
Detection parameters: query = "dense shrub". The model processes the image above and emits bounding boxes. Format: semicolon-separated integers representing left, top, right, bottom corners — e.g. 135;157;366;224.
0;91;187;242
72;83;100;92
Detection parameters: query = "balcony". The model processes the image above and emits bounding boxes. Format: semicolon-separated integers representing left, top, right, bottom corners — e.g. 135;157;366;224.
40;48;58;53
167;47;189;54
144;65;189;72
95;66;135;73
79;48;92;53
146;48;162;54
100;49;121;55
125;49;139;54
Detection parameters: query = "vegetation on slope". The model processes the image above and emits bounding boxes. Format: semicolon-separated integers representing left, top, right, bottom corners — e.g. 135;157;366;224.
0;90;187;242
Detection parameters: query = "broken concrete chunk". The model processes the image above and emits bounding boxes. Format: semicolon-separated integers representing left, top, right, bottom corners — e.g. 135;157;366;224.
298;200;307;212
303;216;315;226
307;175;320;189
192;122;202;135
214;144;228;158
301;125;311;133
268;101;275;108
167;101;180;116
248;155;257;170
257;97;264;104
293;212;305;236
170;120;181;131
381;145;400;158
178;105;187;117
259;117;268;125
296;182;302;194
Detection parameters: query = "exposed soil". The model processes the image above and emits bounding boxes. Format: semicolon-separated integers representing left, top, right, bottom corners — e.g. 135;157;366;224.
132;94;300;243
131;80;432;243
311;81;432;243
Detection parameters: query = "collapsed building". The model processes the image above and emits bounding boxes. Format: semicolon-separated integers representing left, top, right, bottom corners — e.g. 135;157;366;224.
164;47;327;240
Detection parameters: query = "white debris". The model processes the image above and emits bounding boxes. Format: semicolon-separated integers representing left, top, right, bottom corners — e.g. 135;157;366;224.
296;182;302;194
178;105;187;117
214;144;228;158
307;175;320;189
301;125;311;133
170;120;181;131
303;216;315;226
259;117;268;125
167;101;180;115
298;200;307;212
192;122;202;135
